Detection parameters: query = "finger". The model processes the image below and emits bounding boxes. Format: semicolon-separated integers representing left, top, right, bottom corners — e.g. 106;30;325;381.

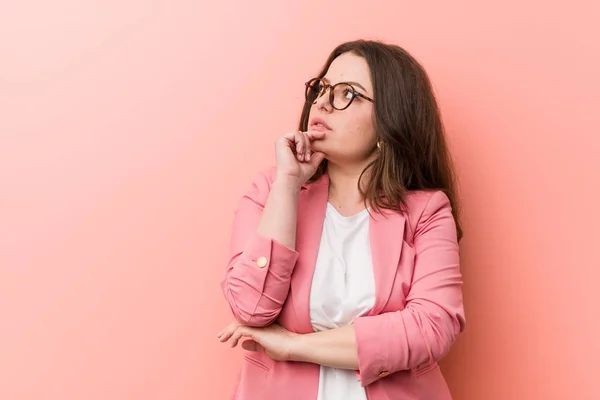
299;131;310;161
300;132;311;162
218;326;235;342
228;327;244;348
217;324;231;339
294;131;304;160
230;326;252;348
217;323;239;341
278;132;299;154
281;131;296;140
306;130;326;141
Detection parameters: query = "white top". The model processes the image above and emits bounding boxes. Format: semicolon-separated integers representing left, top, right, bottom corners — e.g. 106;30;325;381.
309;203;376;400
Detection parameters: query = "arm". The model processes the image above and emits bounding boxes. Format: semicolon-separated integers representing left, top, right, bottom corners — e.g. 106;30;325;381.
221;169;301;327
290;324;358;369
290;191;466;386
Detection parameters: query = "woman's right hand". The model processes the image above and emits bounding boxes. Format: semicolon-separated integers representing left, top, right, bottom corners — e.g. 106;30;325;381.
275;130;326;188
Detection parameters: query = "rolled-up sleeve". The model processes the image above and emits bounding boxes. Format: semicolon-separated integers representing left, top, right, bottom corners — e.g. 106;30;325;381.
221;169;299;327
353;190;466;386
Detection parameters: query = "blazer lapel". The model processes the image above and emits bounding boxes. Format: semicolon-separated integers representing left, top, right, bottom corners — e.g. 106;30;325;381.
288;172;405;329
290;174;329;333
368;209;405;316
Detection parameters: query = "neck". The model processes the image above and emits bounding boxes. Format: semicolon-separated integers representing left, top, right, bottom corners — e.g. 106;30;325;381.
326;160;373;210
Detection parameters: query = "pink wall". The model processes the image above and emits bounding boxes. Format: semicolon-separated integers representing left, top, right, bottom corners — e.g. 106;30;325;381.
1;1;598;399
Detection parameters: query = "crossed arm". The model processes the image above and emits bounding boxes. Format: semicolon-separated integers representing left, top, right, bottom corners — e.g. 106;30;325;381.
220;170;465;386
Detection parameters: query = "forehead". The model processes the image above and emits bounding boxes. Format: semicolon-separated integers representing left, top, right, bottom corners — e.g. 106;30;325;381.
323;52;372;93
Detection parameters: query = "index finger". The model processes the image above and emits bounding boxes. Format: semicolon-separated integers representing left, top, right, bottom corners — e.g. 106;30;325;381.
305;130;326;141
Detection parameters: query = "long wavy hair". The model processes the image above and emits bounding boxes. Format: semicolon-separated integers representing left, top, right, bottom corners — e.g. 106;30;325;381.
299;39;463;241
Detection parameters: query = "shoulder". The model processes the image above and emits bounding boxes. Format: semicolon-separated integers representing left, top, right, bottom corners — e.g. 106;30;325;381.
403;190;454;238
404;189;451;215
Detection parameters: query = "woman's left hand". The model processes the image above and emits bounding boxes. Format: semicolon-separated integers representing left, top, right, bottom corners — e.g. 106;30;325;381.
217;322;300;362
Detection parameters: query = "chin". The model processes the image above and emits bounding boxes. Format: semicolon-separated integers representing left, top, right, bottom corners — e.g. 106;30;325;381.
310;142;327;154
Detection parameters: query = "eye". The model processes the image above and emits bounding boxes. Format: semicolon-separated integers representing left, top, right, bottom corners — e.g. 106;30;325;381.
343;87;354;99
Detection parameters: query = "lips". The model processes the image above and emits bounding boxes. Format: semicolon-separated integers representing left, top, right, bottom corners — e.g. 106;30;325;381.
309;117;332;131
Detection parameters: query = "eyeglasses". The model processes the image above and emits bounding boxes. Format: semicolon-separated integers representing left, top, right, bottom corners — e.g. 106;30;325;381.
304;77;374;110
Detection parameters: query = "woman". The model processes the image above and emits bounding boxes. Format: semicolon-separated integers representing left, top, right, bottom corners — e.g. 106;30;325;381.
217;39;466;400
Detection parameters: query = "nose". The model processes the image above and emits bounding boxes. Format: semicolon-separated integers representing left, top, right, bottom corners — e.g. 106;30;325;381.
314;85;333;112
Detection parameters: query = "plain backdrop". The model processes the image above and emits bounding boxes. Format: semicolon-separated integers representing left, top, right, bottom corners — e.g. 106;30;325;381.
1;1;599;399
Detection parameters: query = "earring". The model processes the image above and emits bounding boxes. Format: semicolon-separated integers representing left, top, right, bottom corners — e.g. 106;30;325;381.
376;141;382;150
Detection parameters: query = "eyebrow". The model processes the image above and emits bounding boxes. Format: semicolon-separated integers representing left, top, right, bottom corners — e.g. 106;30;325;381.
322;77;369;94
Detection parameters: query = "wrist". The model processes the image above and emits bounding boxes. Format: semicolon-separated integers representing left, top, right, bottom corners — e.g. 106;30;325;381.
288;332;309;363
273;174;302;193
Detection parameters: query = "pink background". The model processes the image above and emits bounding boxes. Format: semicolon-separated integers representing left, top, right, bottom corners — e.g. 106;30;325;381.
1;1;599;399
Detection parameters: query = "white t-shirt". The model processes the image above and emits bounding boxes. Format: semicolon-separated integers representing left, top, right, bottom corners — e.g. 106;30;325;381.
309;203;376;400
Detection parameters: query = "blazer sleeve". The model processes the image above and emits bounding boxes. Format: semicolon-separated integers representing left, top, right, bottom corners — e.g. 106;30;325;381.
352;190;466;387
220;168;299;327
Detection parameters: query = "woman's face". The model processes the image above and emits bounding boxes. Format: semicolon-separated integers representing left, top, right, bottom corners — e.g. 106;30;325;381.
308;52;377;165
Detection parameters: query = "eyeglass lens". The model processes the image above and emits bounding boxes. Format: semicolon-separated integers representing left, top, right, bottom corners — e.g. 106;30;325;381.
305;79;356;110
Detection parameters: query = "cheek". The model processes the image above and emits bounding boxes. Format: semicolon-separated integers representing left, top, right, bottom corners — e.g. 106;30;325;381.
345;113;376;144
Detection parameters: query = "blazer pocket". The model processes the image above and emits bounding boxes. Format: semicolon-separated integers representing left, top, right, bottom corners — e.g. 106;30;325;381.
244;353;270;372
414;362;438;377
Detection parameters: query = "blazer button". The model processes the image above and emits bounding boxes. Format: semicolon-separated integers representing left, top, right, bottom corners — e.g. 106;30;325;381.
256;256;268;268
378;371;390;377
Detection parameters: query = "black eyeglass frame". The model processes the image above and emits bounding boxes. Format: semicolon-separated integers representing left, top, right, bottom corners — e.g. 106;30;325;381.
304;77;374;110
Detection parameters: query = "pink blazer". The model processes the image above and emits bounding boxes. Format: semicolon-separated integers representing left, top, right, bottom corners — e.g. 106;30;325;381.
221;167;466;400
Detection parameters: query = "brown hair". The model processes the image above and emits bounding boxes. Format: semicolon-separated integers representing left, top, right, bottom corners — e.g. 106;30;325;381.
299;39;463;241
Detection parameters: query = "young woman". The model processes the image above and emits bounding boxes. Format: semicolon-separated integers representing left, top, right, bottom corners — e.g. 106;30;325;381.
217;39;466;400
